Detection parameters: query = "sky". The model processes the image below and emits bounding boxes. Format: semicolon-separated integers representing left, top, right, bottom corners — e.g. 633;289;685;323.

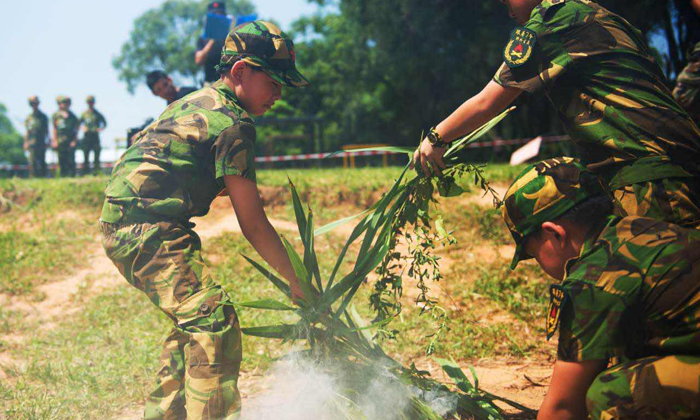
0;0;321;163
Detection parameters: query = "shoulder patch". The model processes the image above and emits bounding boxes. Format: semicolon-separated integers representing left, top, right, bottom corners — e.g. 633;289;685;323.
546;284;567;341
504;27;537;68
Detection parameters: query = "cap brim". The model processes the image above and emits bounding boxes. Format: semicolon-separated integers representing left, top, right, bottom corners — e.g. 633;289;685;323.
265;68;309;88
509;242;534;270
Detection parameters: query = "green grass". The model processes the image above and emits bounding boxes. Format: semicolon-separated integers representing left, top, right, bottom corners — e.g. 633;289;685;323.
0;164;553;418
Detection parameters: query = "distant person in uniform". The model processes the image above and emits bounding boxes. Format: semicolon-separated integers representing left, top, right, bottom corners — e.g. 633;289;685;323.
195;1;228;85
501;157;700;420
51;96;79;177
146;70;198;105
23;95;49;178
414;0;700;229
78;95;107;175
673;0;700;124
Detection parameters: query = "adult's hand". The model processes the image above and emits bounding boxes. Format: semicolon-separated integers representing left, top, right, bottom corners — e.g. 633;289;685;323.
412;138;446;177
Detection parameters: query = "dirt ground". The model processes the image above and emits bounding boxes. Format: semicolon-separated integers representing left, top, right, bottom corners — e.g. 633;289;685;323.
1;189;551;419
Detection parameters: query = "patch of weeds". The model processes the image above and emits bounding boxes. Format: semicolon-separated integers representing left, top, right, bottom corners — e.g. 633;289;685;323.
472;264;549;323
0;286;165;419
0;308;26;335
0;218;95;296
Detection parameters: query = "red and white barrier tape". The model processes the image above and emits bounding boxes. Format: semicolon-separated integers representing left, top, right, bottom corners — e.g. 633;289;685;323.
0;136;569;171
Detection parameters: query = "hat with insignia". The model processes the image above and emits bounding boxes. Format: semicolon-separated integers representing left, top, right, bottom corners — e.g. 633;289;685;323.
207;1;226;12
28;95;39;104
502;157;606;269
218;20;309;87
86;95;95;103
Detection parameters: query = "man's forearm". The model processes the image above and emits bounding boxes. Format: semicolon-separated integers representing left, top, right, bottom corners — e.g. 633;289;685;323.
436;81;522;143
242;219;302;294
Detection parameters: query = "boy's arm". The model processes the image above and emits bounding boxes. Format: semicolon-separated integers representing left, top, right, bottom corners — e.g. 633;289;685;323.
413;80;522;176
537;359;607;420
224;174;306;303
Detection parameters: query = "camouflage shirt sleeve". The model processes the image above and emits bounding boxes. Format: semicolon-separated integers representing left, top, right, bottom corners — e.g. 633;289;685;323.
213;120;257;183
493;1;579;93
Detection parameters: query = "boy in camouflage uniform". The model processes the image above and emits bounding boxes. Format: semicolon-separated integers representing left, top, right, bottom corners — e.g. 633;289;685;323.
501;157;700;420
51;96;79;177
414;0;700;229
100;21;308;420
78;95;107;174
23;95;49;178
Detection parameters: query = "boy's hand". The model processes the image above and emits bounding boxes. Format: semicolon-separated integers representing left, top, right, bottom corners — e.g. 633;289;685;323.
412;138;446;177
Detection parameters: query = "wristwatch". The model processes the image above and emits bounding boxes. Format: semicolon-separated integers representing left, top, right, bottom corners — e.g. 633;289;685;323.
426;127;449;148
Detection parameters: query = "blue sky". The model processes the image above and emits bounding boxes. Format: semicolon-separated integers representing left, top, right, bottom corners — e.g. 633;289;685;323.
0;0;320;163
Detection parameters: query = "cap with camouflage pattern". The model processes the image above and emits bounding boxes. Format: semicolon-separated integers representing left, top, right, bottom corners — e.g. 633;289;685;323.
86;95;95;103
502;157;606;269
56;95;71;104
28;95;39;104
218;20;309;87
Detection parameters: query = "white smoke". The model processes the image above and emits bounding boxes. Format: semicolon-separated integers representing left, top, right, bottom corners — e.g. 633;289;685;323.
241;354;458;420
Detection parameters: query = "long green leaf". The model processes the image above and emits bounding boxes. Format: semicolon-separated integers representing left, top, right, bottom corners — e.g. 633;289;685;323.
324;146;414;159
241;254;291;298
314;207;373;236
281;236;316;304
444;106;516;158
236;299;295;311
242;324;305;339
288;177;308;238
436;358;476;394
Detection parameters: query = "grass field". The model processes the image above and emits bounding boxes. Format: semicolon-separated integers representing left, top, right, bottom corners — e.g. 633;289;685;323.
0;165;553;419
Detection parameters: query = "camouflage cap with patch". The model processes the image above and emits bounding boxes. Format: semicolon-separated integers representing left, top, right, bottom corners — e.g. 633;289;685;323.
218;20;309;87
56;95;71;104
28;95;39;104
502;157;606;269
86;95;95;103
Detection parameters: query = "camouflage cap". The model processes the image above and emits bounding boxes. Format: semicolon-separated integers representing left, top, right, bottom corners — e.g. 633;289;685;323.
86;95;95;103
218;20;309;87
56;95;71;104
502;157;606;269
28;95;39;104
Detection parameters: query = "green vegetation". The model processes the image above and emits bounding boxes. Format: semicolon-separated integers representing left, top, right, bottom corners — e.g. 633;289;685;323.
0;103;27;166
114;0;686;156
0;177;107;296
0;165;553;418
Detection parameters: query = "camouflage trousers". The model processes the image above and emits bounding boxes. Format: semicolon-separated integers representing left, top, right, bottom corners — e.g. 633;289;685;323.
56;145;76;177
81;133;101;174
100;220;242;420
586;355;700;420
613;177;700;229
28;147;47;178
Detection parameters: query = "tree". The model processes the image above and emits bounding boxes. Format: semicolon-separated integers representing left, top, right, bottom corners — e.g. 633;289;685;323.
113;0;255;93
0;104;28;166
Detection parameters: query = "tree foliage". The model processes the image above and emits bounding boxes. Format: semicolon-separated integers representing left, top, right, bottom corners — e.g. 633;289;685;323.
114;0;691;155
0;104;27;165
113;0;255;93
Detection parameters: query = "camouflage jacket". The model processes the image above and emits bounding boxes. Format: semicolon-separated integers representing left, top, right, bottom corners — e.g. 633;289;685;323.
51;110;79;146
494;0;700;189
79;108;107;134
556;215;700;363
24;110;48;148
100;80;257;225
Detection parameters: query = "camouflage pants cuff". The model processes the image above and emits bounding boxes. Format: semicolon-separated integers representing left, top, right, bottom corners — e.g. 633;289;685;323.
184;323;243;420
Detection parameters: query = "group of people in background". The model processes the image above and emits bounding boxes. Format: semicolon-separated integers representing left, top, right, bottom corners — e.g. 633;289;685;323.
23;95;107;178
